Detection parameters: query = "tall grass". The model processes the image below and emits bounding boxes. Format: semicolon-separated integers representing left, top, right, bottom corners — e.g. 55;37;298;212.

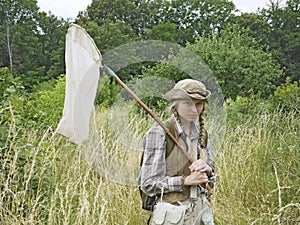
214;109;300;224
0;106;299;224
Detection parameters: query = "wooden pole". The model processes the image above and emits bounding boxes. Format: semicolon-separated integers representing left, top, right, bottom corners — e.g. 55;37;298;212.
103;65;193;164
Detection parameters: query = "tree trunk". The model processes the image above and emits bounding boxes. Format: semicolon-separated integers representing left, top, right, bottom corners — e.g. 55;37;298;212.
6;26;13;74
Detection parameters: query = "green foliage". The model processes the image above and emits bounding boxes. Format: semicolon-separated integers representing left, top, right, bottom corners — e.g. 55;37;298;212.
154;0;236;35
0;69;65;147
225;94;271;127
229;12;271;45
79;20;135;54
80;0;236;45
18;66;46;89
269;77;300;112
143;21;178;43
225;95;260;127
259;0;300;82
140;24;283;100
226;78;300;127
0;0;40;74
95;75;121;108
30;75;66;127
0;67;28;146
36;12;69;80
141;62;187;82
0;0;298;92
187;24;283;99
0;1;68;86
0;67;17;100
81;0;153;35
0;0;296;90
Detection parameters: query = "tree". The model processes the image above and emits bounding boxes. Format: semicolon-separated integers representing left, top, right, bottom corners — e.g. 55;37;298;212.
0;0;40;74
80;0;236;45
143;21;178;43
141;25;283;100
79;20;135;54
229;12;271;46
35;12;69;81
151;0;236;38
0;0;70;89
187;25;283;99
79;0;154;35
259;0;300;82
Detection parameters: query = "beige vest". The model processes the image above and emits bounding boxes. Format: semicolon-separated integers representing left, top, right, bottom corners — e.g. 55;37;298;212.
162;136;197;203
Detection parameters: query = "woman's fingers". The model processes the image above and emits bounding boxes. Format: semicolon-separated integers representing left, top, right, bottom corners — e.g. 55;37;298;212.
189;159;211;174
185;171;208;185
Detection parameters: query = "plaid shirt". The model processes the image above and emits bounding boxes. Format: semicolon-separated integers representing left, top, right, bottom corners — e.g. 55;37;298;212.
138;115;215;196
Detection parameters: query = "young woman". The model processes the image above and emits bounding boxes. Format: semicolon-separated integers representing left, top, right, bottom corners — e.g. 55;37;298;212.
138;79;216;225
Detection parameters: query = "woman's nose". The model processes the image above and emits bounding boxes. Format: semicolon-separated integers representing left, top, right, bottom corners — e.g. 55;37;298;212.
190;103;198;112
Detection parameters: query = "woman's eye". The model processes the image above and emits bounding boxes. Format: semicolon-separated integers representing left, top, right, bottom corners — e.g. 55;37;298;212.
196;102;203;107
184;101;193;106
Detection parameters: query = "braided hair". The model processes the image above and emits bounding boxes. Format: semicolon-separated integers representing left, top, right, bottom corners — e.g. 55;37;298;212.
198;102;207;149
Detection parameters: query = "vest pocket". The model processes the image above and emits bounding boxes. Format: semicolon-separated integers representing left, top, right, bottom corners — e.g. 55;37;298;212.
152;205;167;225
152;202;186;225
167;206;185;224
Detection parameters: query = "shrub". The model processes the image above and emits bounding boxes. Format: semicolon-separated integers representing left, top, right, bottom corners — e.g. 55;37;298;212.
269;77;300;113
30;75;65;128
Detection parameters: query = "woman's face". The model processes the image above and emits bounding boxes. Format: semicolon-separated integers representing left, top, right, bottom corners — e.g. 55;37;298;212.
176;99;204;123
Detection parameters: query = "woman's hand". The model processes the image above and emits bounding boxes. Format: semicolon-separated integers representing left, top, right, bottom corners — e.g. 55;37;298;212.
189;159;212;175
184;171;208;186
183;159;213;186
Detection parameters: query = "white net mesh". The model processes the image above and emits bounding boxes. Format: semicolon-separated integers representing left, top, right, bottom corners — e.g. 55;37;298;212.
56;24;102;145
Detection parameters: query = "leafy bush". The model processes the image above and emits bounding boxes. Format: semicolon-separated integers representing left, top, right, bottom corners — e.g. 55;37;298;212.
187;25;283;99
0;68;28;146
30;75;65;128
95;74;121;108
0;69;65;147
225;93;267;127
226;78;300;127
269;77;300;113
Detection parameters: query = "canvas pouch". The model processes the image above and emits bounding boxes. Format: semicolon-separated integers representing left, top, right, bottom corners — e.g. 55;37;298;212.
152;201;187;225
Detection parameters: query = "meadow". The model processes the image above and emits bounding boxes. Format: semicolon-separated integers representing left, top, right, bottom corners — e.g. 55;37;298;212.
0;103;299;225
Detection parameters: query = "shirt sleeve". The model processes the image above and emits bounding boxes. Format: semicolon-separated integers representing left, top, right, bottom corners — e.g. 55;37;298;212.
139;125;183;196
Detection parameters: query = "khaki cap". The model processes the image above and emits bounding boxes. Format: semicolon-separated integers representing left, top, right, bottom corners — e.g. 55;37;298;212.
163;79;211;102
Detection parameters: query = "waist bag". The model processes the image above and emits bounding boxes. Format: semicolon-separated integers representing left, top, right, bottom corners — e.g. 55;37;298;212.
152;201;187;225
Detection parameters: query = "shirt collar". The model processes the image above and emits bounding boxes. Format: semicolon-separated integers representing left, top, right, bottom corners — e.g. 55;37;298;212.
171;114;199;140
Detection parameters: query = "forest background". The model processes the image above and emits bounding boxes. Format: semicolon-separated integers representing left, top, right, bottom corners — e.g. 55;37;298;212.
0;0;299;224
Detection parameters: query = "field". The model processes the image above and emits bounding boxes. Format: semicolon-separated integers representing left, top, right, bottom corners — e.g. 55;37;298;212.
0;105;299;225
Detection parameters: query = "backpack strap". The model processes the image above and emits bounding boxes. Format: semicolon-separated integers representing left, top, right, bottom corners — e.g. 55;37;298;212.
140;118;178;167
165;118;178;158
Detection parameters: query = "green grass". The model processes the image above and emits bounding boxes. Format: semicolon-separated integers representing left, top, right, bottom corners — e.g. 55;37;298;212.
0;106;299;224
